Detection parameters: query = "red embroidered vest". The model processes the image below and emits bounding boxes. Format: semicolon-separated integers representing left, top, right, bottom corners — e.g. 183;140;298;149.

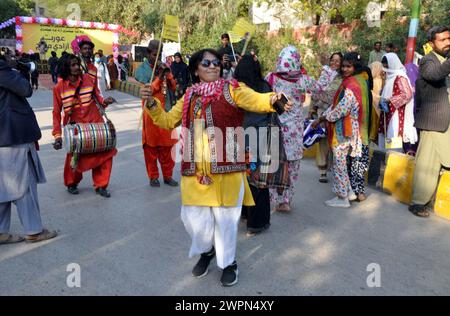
181;84;247;176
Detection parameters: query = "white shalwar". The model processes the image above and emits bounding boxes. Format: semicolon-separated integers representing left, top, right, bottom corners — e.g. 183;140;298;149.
180;179;244;269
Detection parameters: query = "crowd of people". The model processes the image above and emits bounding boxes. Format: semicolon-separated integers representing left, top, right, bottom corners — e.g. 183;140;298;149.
0;45;132;93
0;25;449;288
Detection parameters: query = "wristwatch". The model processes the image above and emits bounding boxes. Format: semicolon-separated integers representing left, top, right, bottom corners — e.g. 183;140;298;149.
146;98;157;109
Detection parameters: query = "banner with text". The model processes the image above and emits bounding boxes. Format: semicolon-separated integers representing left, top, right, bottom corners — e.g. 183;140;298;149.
162;15;180;42
22;23;115;59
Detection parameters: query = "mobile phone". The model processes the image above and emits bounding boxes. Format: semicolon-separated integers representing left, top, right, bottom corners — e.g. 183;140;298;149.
227;54;240;62
273;93;289;115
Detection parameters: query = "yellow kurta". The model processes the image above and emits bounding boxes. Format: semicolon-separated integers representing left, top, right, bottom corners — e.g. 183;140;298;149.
144;83;275;207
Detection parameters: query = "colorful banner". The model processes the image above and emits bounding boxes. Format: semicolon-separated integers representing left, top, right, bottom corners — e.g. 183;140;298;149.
10;16;134;56
162;15;179;42
22;23;115;59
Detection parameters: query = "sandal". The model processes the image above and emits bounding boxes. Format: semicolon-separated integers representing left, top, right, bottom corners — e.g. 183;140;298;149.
276;203;291;212
357;194;367;202
246;224;270;237
25;229;58;243
408;205;430;218
0;233;25;245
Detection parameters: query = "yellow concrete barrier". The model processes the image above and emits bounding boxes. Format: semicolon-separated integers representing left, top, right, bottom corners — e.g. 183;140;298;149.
114;80;141;98
383;151;415;205
435;170;450;220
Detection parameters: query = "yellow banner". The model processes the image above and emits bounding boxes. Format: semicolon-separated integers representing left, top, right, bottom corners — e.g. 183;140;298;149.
229;18;255;43
22;24;115;59
228;31;243;44
423;43;433;55
162;15;179;42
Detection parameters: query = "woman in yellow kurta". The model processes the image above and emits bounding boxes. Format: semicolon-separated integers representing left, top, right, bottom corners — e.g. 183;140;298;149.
141;49;291;287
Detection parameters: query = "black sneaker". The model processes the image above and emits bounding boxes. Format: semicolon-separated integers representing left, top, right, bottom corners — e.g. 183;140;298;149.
192;247;215;278
95;187;111;198
67;185;79;195
319;172;328;183
150;179;160;187
164;178;179;187
220;261;238;287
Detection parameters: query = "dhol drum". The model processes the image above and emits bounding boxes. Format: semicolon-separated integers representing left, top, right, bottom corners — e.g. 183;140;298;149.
64;121;116;154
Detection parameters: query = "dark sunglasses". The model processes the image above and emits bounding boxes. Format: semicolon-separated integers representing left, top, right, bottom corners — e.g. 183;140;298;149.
200;59;221;68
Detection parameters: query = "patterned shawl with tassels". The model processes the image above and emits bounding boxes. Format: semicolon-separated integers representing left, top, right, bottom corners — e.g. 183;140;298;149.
353;72;371;146
328;73;369;147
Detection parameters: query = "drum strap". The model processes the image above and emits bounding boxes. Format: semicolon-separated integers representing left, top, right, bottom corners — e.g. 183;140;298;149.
66;80;83;123
66;79;111;124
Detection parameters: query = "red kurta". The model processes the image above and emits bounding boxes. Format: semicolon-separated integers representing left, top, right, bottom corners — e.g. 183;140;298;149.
52;74;117;174
142;74;179;147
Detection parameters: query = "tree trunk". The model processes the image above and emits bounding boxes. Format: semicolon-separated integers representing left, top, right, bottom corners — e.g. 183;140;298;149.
315;14;321;25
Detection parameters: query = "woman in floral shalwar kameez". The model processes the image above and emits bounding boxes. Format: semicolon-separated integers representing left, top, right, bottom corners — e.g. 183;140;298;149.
312;52;369;208
265;46;338;212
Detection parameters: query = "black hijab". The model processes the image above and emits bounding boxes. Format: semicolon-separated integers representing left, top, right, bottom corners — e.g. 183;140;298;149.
234;55;271;93
234;55;272;128
170;52;188;78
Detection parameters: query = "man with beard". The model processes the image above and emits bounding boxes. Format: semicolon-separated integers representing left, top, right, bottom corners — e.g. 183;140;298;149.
78;39;97;84
410;26;450;217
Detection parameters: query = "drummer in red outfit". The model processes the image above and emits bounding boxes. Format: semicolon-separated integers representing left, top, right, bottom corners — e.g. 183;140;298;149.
78;39;98;86
52;54;116;198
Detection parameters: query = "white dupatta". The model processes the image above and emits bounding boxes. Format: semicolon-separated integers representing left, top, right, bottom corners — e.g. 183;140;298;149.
381;53;418;144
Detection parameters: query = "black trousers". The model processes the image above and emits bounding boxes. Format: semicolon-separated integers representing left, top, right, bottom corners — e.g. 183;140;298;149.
241;185;271;232
31;77;38;88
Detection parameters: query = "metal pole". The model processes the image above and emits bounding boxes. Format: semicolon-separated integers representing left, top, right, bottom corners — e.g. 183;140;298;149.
35;0;39;16
405;0;421;64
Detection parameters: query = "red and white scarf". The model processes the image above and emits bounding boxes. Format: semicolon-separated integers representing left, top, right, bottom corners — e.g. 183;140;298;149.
181;78;239;128
180;78;240;184
182;79;238;120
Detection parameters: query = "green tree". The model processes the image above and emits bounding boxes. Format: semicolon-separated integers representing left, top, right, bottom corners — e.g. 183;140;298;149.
420;0;450;29
141;0;251;52
142;0;249;35
42;0;150;43
41;0;95;20
255;0;383;25
0;0;33;38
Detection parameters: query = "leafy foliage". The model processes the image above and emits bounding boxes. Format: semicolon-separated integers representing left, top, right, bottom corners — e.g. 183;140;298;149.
255;0;383;25
0;0;33;38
